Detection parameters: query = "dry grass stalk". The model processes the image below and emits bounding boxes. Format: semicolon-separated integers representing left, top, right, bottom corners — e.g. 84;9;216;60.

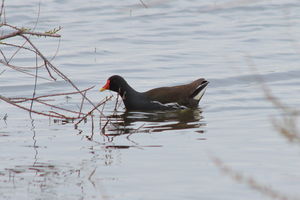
245;56;300;144
213;56;300;200
212;156;299;200
272;117;300;144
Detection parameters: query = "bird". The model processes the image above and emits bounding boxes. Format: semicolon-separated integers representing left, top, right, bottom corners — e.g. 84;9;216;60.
100;75;208;111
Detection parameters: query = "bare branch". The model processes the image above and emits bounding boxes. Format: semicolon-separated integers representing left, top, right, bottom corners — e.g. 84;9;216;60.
19;34;105;117
9;86;95;103
139;0;148;8
1;23;61;39
1;41;37;55
0;0;4;19
29;53;39;116
0;30;22;40
35;99;86;115
0;60;52;80
75;95;113;128
0;95;78;119
0;2;112;129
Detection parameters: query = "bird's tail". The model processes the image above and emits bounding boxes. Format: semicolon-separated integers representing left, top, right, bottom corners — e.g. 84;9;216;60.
190;80;209;101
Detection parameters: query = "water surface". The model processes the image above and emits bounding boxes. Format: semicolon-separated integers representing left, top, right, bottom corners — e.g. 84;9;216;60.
1;0;300;199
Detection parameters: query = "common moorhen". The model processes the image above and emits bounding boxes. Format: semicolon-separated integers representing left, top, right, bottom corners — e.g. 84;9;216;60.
100;75;208;111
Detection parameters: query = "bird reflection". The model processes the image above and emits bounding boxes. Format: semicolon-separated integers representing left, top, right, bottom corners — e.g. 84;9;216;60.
105;108;206;136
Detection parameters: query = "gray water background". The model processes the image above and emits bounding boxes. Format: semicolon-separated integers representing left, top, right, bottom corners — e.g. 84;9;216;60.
1;0;300;199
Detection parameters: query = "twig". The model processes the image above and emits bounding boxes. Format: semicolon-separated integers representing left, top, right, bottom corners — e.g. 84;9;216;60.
1;41;37;55
1;22;60;64
0;95;77;119
1;42;51;71
49;36;61;62
88;167;96;188
0;60;52;81
44;61;56;80
75;95;113;128
139;0;148;8
113;94;120;113
0;3;101;123
35;99;85;115
90;114;95;140
33;86;95;100
1;38;60;72
20;34;104;116
29;53;39;116
0;30;22;40
8;86;94;104
0;49;8;63
78;91;86;118
0;23;61;39
32;1;41;33
101;119;110;134
0;0;4;19
125;124;145;145
7;37;28;64
88;167;96;181
49;111;71;119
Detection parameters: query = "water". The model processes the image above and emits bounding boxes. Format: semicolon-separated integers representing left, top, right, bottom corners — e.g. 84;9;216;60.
1;0;300;199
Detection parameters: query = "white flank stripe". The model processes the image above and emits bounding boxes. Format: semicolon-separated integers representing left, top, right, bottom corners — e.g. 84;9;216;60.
193;86;207;100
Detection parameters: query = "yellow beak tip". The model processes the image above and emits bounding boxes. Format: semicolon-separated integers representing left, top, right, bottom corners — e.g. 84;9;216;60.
99;88;106;92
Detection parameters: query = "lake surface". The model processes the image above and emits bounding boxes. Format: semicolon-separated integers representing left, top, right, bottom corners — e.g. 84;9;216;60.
1;0;300;199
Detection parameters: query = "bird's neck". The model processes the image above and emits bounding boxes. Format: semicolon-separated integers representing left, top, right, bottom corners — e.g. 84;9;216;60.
119;83;139;100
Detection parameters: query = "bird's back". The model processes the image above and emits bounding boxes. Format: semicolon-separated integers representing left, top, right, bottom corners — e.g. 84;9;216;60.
144;78;207;108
